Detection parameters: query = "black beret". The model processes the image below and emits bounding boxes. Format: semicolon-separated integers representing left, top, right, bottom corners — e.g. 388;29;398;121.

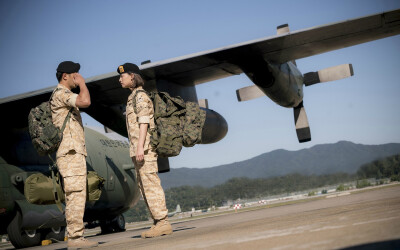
117;63;141;75
57;61;80;73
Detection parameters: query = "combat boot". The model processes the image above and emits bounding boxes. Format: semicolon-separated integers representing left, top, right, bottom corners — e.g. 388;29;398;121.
67;237;98;249
141;218;173;238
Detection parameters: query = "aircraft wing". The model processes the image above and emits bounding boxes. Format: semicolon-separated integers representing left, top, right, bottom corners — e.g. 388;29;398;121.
138;8;400;85
1;9;399;134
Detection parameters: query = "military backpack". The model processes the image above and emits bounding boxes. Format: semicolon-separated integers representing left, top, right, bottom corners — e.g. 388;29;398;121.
28;88;72;156
133;90;206;158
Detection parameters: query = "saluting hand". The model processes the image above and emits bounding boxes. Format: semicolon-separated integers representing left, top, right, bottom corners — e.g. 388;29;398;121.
73;73;86;87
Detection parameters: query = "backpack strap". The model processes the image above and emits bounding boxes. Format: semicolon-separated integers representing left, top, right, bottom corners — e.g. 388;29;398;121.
158;92;186;118
61;108;73;133
132;89;149;114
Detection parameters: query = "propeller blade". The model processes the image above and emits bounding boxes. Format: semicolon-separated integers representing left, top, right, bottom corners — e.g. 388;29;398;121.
236;85;265;102
277;24;289;35
277;24;297;66
294;102;311;143
304;64;353;86
198;99;209;109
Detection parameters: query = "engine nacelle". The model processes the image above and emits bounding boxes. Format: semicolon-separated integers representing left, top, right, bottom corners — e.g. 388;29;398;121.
241;59;304;108
200;108;228;144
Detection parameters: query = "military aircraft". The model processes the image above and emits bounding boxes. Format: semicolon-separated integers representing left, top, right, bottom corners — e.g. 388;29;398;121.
167;204;182;217
0;8;399;249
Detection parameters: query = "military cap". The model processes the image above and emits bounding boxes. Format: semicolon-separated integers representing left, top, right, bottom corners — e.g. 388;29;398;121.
57;61;80;73
117;63;141;75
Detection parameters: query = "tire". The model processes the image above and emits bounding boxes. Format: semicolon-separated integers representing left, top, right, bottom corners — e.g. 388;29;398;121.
100;214;126;234
112;214;126;232
43;226;66;242
7;211;42;249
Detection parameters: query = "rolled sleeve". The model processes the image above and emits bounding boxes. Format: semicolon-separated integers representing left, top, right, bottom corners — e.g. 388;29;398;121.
138;116;150;124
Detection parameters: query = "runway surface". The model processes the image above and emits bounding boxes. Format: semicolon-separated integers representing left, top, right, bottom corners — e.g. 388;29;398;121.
6;184;400;249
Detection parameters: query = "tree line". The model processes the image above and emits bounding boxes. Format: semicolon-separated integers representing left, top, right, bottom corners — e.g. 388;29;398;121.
124;154;399;222
357;154;400;180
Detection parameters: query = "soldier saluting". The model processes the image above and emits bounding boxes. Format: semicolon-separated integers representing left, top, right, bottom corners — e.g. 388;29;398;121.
50;61;98;249
118;63;173;238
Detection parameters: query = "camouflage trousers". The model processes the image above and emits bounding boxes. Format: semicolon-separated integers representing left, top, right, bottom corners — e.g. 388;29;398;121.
133;150;168;220
57;151;87;239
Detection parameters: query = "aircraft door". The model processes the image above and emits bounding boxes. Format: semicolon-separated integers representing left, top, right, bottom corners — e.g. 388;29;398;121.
105;155;115;191
99;139;128;192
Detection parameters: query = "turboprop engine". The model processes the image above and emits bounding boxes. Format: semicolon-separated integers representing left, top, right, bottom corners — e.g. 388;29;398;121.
235;24;354;143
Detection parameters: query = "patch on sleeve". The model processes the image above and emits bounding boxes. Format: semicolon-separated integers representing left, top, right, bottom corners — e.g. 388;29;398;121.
135;92;150;115
136;101;150;116
137;95;144;103
68;94;78;108
58;89;77;108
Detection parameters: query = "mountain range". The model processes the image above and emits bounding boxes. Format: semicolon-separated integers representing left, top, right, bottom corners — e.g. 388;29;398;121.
159;141;400;189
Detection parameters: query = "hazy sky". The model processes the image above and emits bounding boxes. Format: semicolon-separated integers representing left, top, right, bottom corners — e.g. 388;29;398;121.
1;0;399;169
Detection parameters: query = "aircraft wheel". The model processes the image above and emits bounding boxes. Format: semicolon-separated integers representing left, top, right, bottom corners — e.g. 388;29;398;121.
43;226;66;242
7;211;42;249
112;214;126;232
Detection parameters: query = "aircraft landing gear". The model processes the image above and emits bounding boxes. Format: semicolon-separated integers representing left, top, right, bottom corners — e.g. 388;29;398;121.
7;211;42;249
100;214;126;234
43;226;66;242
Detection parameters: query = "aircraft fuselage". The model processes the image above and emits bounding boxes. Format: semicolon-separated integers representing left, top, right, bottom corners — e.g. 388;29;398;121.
0;126;140;234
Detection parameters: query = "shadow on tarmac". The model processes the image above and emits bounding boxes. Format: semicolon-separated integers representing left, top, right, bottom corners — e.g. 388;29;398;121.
341;239;400;250
130;226;196;239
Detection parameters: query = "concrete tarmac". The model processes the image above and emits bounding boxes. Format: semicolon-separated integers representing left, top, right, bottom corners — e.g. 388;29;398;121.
7;184;400;250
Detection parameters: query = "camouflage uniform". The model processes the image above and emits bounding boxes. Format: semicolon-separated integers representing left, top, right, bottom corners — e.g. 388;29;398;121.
126;86;168;220
50;84;87;239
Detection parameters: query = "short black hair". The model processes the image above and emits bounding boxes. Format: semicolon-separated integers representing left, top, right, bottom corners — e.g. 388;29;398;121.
56;71;63;82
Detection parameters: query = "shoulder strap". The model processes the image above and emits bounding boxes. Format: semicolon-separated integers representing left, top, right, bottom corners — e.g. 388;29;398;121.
132;89;150;114
49;88;61;102
60;108;73;133
159;92;186;117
